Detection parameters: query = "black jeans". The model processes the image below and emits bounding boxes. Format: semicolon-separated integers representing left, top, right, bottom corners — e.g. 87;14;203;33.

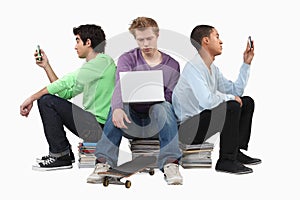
178;96;255;160
37;94;104;156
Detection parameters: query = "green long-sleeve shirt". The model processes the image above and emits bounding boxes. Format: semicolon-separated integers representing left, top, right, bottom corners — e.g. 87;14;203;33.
47;53;116;124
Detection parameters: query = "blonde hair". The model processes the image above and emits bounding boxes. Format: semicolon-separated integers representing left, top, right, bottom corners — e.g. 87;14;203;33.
129;17;159;37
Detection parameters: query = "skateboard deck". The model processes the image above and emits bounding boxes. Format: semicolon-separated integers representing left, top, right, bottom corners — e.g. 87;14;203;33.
99;155;157;188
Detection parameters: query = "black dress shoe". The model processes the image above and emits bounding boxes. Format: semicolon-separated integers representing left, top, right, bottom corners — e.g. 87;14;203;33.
237;150;262;165
215;159;253;175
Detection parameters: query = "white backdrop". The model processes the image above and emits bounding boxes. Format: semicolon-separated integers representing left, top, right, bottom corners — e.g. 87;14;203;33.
2;0;299;199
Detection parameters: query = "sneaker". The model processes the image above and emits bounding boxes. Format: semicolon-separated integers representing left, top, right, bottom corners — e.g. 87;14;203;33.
32;154;73;171
237;150;262;165
87;163;111;184
215;158;253;174
163;163;183;185
36;150;75;163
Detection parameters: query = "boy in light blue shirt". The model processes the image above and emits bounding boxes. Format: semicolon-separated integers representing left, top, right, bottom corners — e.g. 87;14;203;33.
172;25;261;174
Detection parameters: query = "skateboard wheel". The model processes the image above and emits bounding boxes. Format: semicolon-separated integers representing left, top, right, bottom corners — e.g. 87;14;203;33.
103;177;109;187
149;169;155;176
125;180;131;188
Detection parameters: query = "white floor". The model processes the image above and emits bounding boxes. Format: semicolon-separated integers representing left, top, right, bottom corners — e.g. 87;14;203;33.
4;131;297;200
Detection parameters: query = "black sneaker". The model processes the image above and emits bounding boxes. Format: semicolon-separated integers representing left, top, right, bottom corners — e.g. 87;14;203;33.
36;150;75;163
32;154;73;171
215;158;253;174
237;150;262;165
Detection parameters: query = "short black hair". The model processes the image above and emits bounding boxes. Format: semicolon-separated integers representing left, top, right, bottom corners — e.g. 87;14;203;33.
73;24;106;53
190;25;214;51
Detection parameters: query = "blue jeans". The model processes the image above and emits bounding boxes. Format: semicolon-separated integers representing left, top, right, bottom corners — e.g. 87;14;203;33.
37;94;103;157
95;101;182;170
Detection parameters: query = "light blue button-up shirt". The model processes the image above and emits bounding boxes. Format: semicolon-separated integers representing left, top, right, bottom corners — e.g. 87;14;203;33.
172;54;250;123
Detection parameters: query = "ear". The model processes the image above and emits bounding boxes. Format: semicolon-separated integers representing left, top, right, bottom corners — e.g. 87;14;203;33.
202;36;209;45
86;38;92;47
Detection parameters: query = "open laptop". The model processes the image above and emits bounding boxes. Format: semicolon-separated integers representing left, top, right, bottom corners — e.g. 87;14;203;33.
119;70;165;103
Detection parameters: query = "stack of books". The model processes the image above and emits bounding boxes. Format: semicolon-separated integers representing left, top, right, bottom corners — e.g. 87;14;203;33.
129;139;160;169
78;142;97;168
179;142;214;168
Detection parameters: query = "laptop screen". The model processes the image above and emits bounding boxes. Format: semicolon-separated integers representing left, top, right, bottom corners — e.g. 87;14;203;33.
119;70;165;103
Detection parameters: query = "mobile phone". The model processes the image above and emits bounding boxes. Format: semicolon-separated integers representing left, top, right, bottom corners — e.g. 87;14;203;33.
36;45;42;61
248;36;253;49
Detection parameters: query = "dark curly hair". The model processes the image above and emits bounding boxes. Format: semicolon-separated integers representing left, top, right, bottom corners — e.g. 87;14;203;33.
73;24;106;53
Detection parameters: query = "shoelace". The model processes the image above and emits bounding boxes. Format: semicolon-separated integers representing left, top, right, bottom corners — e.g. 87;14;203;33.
42;157;56;165
166;164;180;176
94;163;109;173
94;164;104;172
41;155;51;160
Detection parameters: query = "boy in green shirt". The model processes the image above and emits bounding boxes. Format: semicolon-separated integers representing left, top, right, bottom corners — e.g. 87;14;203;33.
20;24;116;171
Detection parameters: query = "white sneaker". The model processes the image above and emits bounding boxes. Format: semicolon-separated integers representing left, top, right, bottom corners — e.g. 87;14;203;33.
163;163;183;185
87;163;110;184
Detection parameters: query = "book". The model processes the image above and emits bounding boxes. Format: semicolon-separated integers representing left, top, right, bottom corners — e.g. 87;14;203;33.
179;142;214;151
179;142;214;169
129;139;160;169
181;163;212;168
78;141;97;168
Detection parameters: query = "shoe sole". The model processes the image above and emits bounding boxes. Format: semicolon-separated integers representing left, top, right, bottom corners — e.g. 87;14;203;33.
165;178;183;185
87;174;111;184
87;178;104;184
32;165;73;171
168;182;183;185
243;160;262;165
87;180;102;184
36;158;75;163
215;169;253;175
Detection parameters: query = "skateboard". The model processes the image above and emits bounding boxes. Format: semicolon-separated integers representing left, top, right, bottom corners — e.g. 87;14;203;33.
98;155;157;188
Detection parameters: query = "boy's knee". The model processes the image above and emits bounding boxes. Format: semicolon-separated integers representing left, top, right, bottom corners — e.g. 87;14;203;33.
242;96;255;110
242;96;255;112
151;102;175;121
152;101;172;113
227;100;241;112
37;94;53;105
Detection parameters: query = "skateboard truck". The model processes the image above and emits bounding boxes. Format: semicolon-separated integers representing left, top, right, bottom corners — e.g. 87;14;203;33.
102;168;155;188
99;156;156;188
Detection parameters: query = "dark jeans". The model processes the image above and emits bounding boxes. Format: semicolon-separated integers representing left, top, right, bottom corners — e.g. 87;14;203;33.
37;94;104;157
178;96;255;160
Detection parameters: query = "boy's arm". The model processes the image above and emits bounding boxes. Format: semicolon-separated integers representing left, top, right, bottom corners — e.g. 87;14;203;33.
20;87;49;117
35;48;58;83
164;60;180;103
